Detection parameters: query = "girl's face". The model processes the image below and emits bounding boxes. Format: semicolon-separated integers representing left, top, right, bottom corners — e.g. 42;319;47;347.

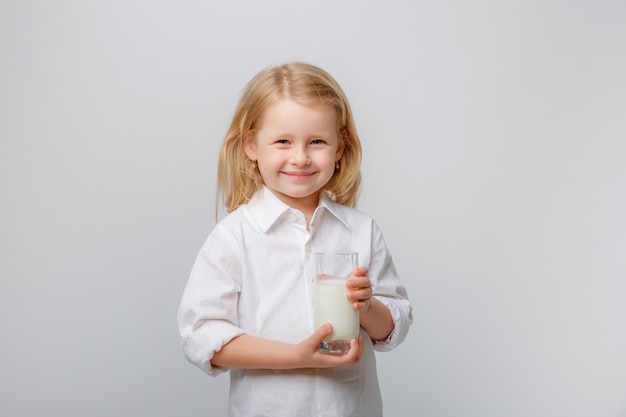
245;98;343;215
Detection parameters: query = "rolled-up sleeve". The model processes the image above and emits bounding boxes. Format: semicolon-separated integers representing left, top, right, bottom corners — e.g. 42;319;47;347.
177;226;246;376
372;296;412;351
368;221;413;352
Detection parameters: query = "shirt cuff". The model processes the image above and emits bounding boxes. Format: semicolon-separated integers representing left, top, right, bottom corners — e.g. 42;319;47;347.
182;320;246;376
371;296;413;352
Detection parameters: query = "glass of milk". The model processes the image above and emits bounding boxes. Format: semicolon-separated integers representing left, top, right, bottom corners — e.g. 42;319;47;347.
310;252;360;354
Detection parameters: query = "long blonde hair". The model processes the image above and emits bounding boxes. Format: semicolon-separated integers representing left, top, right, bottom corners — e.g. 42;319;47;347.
217;62;362;214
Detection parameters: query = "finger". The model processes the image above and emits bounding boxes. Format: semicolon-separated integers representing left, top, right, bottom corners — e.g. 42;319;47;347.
325;338;360;362
347;276;370;290
348;267;368;280
352;300;371;310
310;324;333;345
347;292;366;304
348;336;363;361
353;267;368;276
321;337;363;364
348;287;372;300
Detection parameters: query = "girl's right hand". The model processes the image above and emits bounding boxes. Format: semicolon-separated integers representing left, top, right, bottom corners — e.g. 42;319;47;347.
295;324;363;368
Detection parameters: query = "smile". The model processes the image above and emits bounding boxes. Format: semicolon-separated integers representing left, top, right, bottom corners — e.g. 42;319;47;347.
282;171;316;177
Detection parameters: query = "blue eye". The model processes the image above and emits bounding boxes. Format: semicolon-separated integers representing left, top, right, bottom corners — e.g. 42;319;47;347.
311;139;325;145
276;139;290;144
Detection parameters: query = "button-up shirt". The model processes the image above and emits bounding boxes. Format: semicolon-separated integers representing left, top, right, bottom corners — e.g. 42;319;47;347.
177;187;413;417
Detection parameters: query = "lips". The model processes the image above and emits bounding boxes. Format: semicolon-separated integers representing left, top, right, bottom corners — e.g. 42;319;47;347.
282;171;316;177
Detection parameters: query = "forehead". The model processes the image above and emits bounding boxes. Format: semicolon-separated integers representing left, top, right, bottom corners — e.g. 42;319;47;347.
257;98;339;133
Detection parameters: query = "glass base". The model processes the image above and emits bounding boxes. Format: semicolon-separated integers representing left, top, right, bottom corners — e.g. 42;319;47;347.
319;341;351;354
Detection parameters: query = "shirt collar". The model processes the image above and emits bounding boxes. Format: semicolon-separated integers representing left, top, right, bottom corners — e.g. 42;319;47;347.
312;191;350;229
247;187;350;232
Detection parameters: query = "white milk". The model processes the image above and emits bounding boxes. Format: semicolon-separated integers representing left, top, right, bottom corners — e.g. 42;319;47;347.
313;278;360;342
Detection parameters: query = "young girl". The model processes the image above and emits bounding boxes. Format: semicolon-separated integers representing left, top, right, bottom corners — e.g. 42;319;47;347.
177;62;412;417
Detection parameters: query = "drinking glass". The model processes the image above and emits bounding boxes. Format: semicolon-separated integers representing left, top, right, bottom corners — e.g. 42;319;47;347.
310;252;360;354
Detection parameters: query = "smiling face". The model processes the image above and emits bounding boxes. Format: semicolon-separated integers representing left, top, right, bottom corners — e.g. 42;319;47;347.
245;98;344;216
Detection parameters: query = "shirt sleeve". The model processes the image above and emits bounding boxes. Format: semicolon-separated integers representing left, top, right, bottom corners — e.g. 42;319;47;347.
176;225;246;376
368;220;413;352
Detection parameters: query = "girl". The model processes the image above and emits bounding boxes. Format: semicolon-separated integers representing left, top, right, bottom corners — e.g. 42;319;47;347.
177;62;412;417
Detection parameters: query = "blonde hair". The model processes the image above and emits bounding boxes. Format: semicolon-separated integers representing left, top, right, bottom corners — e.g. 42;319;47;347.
217;62;362;214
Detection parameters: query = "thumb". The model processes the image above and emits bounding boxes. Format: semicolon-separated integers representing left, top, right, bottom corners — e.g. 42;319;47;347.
311;323;333;344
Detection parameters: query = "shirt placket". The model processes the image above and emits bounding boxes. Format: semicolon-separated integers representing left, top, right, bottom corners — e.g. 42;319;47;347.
291;211;335;417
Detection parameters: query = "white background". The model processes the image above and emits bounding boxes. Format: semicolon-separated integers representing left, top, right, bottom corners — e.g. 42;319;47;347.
1;1;625;416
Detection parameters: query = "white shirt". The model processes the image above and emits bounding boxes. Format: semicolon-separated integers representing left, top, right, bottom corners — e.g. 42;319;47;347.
177;187;413;417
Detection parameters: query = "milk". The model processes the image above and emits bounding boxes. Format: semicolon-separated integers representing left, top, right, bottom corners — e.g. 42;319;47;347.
313;278;360;342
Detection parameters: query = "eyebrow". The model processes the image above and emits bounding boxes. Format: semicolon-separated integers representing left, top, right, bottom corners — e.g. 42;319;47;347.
263;130;335;138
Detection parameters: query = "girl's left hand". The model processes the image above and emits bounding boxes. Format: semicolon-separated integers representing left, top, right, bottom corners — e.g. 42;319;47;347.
346;267;372;313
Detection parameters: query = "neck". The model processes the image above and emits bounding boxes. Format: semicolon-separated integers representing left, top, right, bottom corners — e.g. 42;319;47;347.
271;189;320;224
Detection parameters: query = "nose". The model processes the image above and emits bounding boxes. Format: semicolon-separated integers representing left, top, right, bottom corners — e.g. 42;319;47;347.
289;145;310;166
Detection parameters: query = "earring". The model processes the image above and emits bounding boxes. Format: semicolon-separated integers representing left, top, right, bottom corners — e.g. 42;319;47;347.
335;160;340;170
251;160;257;169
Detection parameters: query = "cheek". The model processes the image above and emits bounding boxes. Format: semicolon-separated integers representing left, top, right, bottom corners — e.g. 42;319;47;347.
257;151;285;171
322;151;338;166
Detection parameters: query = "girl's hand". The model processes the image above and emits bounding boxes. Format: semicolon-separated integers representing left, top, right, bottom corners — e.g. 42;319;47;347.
295;324;363;368
346;267;372;313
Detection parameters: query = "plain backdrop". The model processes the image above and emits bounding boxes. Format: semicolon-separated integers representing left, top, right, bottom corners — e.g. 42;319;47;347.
1;1;625;416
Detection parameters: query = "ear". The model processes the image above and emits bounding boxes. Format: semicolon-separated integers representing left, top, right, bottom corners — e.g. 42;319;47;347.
335;136;345;161
244;132;258;161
